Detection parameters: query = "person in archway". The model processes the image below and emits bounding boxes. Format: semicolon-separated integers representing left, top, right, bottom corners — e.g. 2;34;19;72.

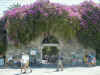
44;55;49;64
56;54;64;71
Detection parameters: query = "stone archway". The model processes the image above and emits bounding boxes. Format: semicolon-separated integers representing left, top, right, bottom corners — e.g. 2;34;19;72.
37;34;63;63
6;33;95;65
40;43;61;63
6;33;66;64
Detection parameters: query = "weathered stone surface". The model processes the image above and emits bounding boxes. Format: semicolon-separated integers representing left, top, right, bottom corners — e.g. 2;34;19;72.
6;37;96;64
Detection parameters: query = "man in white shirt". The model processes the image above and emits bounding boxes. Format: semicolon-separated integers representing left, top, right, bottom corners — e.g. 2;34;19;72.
21;53;32;73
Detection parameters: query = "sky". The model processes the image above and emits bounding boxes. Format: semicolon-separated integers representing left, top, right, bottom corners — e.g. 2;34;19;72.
0;0;100;18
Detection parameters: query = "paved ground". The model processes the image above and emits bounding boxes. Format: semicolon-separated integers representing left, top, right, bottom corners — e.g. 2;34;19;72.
0;66;100;75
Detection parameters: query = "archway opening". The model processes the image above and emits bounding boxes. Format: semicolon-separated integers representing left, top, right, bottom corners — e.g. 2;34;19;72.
41;34;60;64
42;46;59;64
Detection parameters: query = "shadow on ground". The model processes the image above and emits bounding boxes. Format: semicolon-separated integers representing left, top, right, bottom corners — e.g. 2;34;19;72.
0;64;97;69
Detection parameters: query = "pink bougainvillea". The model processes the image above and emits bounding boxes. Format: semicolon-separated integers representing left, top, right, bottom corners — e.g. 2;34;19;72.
79;1;100;30
2;0;99;29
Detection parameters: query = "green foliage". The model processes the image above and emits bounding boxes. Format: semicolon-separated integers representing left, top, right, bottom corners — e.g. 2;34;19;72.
0;40;7;54
78;3;100;50
0;19;7;54
42;46;59;56
6;3;80;46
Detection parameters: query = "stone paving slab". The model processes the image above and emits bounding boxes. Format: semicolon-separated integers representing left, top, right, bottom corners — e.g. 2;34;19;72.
0;66;100;75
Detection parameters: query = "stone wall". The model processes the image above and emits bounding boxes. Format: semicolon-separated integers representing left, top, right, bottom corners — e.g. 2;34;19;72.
58;38;96;64
6;37;96;64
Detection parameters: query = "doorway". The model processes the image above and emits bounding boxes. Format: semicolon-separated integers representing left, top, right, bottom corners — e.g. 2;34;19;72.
42;46;59;64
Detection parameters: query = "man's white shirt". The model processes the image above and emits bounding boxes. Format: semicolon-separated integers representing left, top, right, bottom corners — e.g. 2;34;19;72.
21;54;29;64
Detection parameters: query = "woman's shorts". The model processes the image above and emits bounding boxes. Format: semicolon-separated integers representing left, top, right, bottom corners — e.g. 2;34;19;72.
21;62;29;68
